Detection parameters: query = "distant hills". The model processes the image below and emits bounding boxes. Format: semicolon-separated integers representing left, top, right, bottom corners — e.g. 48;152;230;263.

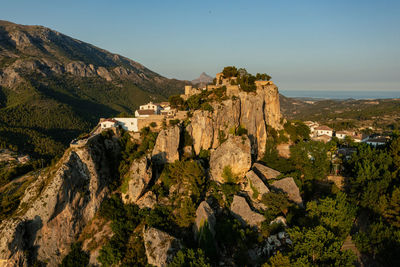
191;72;213;86
0;20;186;158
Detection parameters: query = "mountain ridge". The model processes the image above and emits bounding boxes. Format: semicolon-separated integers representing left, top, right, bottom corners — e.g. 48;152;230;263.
0;20;186;159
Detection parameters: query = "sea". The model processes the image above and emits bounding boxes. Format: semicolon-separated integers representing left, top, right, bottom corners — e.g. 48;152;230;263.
280;90;400;100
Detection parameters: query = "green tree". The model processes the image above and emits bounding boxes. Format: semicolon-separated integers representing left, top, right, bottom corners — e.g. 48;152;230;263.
287;226;356;266
60;242;89;267
168;248;211;267
262;251;290;267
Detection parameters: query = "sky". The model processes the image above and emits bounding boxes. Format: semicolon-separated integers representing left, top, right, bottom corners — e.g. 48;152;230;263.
1;0;399;92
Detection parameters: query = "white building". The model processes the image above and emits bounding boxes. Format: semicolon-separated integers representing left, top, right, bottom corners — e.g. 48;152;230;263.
114;118;138;132
99;118;138;132
315;126;333;137
364;137;387;147
335;130;356;140
100;119;118;129
139;102;162;114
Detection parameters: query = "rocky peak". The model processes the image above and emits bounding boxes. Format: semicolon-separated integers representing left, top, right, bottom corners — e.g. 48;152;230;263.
191;72;213;85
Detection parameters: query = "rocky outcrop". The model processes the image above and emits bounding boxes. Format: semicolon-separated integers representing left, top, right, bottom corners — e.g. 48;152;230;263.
136;191;157;209
188;85;282;159
210;135;252;183
194;201;216;239
187;98;241;155
252;163;281;181
143;227;181;267
230;195;264;228
152;126;180;165
121;156;152;204
0;134;119;266
244;170;270;201
271;177;303;206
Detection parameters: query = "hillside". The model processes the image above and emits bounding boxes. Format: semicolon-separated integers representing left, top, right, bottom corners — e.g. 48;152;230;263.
0;20;186;159
280;95;400;132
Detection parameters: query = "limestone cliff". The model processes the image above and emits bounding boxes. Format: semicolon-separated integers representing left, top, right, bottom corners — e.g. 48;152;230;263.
188;83;282;159
0;135;120;266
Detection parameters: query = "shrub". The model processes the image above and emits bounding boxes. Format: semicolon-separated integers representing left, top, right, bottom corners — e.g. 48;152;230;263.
60;242;89;267
222;165;237;183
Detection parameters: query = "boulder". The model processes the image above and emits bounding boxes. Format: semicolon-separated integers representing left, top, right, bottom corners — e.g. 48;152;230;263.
270;216;287;227
194;201;216;239
152;125;180;165
230;195;264;228
210;135;252;183
121;156;152;204
136;191;157;209
271;177;303;206
252;163;281;181
244;170;270;201
143;227;181;267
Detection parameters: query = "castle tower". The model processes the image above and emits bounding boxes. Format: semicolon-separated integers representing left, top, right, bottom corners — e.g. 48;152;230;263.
185;85;193;95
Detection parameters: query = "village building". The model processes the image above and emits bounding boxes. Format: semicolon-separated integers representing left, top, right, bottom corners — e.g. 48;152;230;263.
304;121;319;137
315;126;333;137
335;130;355;140
100;118;138;132
100;118;118;129
364;136;388;147
138;102;162;114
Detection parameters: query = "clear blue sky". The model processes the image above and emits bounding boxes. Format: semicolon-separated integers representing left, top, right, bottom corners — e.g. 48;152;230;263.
1;0;399;92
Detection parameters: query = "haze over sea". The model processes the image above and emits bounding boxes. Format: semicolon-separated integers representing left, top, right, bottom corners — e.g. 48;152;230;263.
281;90;400;100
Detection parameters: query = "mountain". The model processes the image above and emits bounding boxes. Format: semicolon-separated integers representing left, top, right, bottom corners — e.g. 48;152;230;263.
191;72;213;86
0;77;285;266
0;20;186;159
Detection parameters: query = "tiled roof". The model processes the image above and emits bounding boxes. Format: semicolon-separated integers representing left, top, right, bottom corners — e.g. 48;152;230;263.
316;125;333;131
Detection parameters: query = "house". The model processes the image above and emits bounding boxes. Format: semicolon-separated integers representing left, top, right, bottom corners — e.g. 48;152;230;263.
100;119;118;129
138;102;162;114
335;130;355;140
114;118;138;132
315;126;333;137
304;121;319;136
364;137;387;147
100;118;138;132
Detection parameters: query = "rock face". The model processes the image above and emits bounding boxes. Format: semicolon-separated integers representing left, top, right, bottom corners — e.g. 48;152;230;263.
121;156;152;204
271;177;303;206
143;227;181;267
252;163;281;181
152;126;181;165
194;201;216;239
244;170;270;201
0;135;119;266
188;85;282;159
136;191;157;209
187;98;241;155
230;195;265;228
210;135;252;183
